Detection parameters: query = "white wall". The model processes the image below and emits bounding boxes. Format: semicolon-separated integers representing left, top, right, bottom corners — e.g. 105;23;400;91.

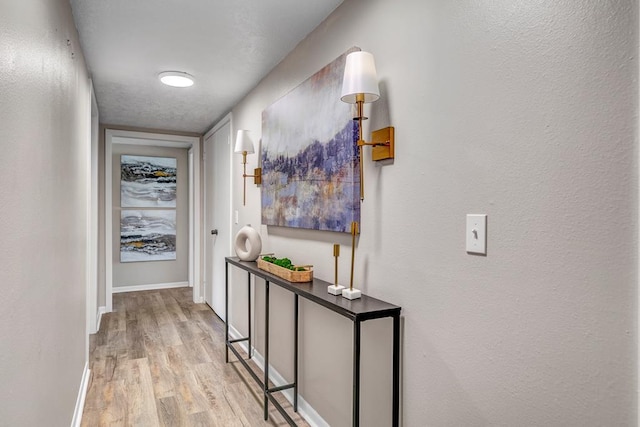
0;0;91;425
229;0;637;425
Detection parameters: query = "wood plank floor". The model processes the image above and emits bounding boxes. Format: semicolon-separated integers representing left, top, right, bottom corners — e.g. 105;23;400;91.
82;287;310;427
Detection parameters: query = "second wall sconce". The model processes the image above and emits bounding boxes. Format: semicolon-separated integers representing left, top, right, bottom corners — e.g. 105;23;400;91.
234;130;262;206
340;51;394;201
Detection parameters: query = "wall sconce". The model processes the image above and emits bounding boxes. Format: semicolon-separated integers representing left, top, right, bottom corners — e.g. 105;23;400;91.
234;130;262;206
341;51;394;201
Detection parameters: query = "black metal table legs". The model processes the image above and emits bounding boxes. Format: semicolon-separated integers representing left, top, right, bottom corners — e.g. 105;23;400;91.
225;261;229;363
248;272;252;360
392;313;400;427
352;315;401;427
352;320;362;426
262;280;298;426
294;294;299;412
264;280;270;420
225;268;251;364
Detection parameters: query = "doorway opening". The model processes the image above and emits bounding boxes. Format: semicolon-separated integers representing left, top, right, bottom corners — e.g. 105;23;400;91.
104;129;201;312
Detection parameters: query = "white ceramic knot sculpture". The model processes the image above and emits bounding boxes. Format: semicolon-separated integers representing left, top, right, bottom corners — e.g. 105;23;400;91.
234;224;262;261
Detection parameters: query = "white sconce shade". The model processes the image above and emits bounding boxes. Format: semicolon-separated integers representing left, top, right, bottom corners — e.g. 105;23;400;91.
234;130;255;154
340;51;380;104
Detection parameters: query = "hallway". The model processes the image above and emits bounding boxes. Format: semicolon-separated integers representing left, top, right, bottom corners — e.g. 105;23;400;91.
82;288;309;426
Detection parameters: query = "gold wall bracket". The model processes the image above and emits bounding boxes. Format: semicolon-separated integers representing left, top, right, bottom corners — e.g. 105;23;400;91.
371;126;395;161
248;168;262;185
240;151;262;205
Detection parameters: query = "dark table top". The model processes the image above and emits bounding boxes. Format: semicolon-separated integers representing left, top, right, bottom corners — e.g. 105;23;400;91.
226;257;401;321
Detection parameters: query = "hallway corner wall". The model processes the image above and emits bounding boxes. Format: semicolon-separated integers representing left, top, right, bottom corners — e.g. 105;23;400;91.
0;0;92;424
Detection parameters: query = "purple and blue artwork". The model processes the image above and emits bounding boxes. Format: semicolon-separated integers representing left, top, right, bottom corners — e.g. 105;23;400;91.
261;49;360;233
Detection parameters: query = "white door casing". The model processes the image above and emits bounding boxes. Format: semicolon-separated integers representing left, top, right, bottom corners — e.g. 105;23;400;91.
86;80;99;346
203;115;232;318
104;129;201;311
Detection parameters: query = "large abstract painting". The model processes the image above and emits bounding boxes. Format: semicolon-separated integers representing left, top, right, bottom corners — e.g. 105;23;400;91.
120;210;176;262
261;49;360;233
121;155;177;207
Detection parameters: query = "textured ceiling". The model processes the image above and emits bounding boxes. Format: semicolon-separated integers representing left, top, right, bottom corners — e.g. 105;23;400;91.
70;0;343;134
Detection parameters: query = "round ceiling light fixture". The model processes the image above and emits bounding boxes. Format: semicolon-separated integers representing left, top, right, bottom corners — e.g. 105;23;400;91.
159;71;194;88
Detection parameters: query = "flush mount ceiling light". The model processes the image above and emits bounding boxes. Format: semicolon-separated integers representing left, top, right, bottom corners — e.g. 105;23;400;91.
159;71;194;87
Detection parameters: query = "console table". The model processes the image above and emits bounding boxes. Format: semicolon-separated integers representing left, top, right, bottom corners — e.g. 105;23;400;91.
225;256;401;427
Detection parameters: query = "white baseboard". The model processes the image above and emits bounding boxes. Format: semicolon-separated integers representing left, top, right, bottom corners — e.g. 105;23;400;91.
71;362;90;427
228;325;329;427
96;306;107;332
112;281;189;294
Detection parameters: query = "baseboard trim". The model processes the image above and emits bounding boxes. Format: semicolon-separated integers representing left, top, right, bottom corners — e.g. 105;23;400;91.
96;306;107;332
228;325;329;427
112;281;189;294
71;362;90;427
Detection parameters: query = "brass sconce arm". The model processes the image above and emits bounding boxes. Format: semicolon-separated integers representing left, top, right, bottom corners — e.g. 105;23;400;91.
241;151;262;184
239;150;262;206
244;168;262;184
357;139;391;148
352;96;395;200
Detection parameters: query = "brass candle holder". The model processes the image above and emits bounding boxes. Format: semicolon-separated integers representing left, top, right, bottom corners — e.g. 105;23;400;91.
334;244;340;284
327;244;345;295
342;221;362;300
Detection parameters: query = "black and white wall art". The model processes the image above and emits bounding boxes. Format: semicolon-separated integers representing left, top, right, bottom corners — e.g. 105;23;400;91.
120;210;177;262
121;155;177;207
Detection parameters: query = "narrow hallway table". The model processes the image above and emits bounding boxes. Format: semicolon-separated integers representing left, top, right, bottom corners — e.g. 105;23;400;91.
225;256;402;427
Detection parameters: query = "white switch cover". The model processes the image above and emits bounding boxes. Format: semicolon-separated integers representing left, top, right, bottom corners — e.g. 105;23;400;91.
466;214;487;254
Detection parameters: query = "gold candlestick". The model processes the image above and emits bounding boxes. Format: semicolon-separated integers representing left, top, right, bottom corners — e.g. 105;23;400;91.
327;243;346;295
343;221;362;300
349;222;357;290
333;244;340;285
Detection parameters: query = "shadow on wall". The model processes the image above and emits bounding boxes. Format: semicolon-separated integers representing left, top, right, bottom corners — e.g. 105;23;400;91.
370;79;392;145
268;225;356;246
406;318;489;425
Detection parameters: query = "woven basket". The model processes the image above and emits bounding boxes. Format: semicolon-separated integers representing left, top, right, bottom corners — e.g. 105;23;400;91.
256;258;313;283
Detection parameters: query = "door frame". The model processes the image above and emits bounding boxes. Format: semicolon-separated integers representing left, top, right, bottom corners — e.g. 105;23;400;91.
86;81;99;343
203;113;234;314
104;129;201;311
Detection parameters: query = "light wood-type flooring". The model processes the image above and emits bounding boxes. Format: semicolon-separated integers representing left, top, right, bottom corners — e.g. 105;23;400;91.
82;287;310;426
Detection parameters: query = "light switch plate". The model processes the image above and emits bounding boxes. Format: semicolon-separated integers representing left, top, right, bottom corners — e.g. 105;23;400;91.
466;214;487;255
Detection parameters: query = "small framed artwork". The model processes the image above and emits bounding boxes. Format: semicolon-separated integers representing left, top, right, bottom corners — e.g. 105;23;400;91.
121;155;177;207
120;210;176;262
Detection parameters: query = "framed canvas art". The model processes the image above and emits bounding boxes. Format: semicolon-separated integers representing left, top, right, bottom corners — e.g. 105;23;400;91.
120;210;176;262
261;48;360;233
121;155;177;207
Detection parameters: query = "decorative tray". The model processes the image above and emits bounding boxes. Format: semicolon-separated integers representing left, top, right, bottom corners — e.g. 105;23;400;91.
256;257;313;283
